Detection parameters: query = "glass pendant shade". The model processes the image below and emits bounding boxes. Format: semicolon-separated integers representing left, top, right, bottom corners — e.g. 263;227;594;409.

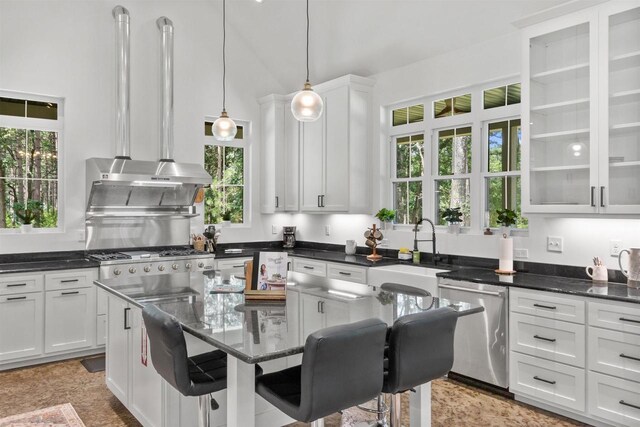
212;110;237;141
291;82;324;122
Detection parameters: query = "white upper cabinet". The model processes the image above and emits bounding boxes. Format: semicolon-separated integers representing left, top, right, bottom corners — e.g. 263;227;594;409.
523;1;640;214
261;75;374;214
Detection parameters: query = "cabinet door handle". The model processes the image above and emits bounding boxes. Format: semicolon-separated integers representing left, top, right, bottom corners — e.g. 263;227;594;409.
590;186;596;207
232;265;244;268
61;291;79;296
321;195;325;207
61;279;79;283
7;283;27;287
338;271;352;276
320;301;325;314
533;303;556;310
303;265;315;270
533;335;556;343
620;317;640;324
275;196;279;208
600;186;605;208
620;353;640;362
318;195;322;207
7;296;27;301
124;307;131;330
317;300;322;313
287;262;292;271
533;376;556;385
620;400;640;411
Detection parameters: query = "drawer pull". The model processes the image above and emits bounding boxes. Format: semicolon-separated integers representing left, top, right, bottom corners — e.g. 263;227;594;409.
303;266;315;270
60;279;80;283
533;335;556;343
620;353;640;362
6;283;27;287
620;317;640;324
232;265;244;268
7;296;27;301
338;272;352;276
124;307;131;330
533;303;557;310
61;291;80;296
620;400;640;411
533;376;556;385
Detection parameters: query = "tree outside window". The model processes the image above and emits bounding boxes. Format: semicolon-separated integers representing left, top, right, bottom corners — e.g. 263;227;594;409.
435;127;471;226
392;134;424;224
0;96;60;229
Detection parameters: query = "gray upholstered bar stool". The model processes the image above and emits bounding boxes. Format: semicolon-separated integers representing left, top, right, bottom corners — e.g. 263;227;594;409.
255;318;388;427
142;304;262;427
380;282;432;297
383;307;458;427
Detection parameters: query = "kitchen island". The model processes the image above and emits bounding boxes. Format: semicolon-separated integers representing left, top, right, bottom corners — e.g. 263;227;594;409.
95;268;483;427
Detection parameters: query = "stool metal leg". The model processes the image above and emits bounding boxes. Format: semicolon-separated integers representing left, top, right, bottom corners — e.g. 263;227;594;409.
376;394;389;427
198;394;211;427
389;393;401;427
310;418;325;427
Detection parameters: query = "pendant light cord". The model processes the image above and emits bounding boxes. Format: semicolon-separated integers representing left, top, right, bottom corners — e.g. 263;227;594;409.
222;0;227;111
306;0;310;83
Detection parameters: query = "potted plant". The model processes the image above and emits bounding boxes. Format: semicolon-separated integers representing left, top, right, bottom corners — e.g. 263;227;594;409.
375;208;396;230
496;208;517;236
221;210;232;227
441;207;463;234
14;200;43;233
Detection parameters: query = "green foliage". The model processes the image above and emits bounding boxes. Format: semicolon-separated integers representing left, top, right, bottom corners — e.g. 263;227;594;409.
13;199;43;225
222;210;232;221
496;208;518;227
203;145;244;224
441;207;463;224
375;208;396;223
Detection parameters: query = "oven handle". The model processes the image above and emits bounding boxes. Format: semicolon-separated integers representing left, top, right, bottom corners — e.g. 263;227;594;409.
438;284;505;298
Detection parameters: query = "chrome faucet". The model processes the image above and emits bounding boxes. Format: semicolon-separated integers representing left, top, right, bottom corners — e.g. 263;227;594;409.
413;218;440;265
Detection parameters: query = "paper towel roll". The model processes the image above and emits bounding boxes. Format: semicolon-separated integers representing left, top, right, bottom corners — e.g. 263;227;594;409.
499;235;513;272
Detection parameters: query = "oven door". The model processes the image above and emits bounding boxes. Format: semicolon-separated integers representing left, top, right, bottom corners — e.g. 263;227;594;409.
438;280;509;389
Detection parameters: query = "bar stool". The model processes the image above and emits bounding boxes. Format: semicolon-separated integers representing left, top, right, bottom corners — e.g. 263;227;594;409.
142;304;262;427
255;318;388;426
380;282;431;297
383;307;458;426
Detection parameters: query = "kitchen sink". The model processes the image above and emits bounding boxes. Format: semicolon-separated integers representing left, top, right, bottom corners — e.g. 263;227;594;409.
369;264;450;296
371;264;449;277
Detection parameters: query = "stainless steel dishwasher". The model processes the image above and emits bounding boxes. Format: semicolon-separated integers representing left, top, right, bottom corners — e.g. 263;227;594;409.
438;279;509;389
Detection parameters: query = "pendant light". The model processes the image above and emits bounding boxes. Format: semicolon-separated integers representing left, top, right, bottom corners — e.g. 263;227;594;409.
212;0;237;141
291;0;323;122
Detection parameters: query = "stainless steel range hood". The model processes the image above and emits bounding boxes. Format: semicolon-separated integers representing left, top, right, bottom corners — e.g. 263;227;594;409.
86;8;211;219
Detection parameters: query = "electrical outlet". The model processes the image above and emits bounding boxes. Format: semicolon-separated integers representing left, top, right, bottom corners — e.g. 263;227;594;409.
547;236;563;253
610;240;622;257
325;225;331;236
514;249;529;259
271;225;278;235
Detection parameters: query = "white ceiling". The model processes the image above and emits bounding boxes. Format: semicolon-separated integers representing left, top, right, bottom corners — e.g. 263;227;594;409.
223;0;568;93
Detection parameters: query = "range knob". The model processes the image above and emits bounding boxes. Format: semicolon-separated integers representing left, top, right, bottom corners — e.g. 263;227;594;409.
158;265;165;271
144;266;151;273
129;267;137;274
114;268;122;276
198;262;204;268
185;262;192;269
172;263;179;270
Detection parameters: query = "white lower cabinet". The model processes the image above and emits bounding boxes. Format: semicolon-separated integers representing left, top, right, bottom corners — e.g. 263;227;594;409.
589;371;640;426
292;258;327;277
0;292;44;362
106;293;130;404
45;287;96;353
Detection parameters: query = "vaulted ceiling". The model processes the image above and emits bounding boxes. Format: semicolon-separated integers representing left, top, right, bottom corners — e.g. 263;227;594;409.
222;0;568;93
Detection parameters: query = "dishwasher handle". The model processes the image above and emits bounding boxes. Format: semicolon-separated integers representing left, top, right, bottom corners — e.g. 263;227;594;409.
438;283;506;298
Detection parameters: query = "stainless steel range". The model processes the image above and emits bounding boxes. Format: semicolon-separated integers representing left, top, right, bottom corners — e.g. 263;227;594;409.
90;248;214;279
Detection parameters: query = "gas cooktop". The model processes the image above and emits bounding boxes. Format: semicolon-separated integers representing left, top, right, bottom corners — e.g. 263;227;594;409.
89;248;209;262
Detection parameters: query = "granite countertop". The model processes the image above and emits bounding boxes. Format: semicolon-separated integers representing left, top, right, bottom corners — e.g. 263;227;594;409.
0;253;99;275
215;247;401;267
437;268;640;305
95;270;483;363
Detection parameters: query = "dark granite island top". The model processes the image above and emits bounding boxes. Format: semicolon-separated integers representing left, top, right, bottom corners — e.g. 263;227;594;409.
0;251;99;274
95;270;483;364
437;268;640;305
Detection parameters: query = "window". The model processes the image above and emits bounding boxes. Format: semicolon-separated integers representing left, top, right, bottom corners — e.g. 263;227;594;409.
392;134;424;224
484;119;527;228
203;120;247;225
0;95;62;230
392;104;424;126
433;94;471;118
484;83;521;109
435;127;472;226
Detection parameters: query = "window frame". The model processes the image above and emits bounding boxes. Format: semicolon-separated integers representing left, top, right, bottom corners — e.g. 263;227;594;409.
390;132;426;225
0;90;64;234
203;116;251;228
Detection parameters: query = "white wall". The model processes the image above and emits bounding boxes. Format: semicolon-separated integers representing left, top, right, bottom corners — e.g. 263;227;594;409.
0;0;285;254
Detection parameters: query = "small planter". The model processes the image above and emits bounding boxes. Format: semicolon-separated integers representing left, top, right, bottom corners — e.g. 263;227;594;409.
220;220;231;228
20;224;33;233
380;221;393;231
500;226;511;237
447;222;461;235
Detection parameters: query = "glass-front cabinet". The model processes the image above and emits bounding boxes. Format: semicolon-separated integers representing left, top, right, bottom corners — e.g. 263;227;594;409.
523;2;640;214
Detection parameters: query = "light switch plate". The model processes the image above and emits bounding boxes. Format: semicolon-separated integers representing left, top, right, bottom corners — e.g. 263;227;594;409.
514;249;529;259
547;236;563;253
271;225;278;235
610;240;622;257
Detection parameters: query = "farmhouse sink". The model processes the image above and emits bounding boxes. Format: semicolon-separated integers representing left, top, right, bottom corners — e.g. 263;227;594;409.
369;264;450;295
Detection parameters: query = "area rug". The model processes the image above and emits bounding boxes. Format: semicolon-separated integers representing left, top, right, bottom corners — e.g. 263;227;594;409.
0;403;85;427
80;355;105;373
